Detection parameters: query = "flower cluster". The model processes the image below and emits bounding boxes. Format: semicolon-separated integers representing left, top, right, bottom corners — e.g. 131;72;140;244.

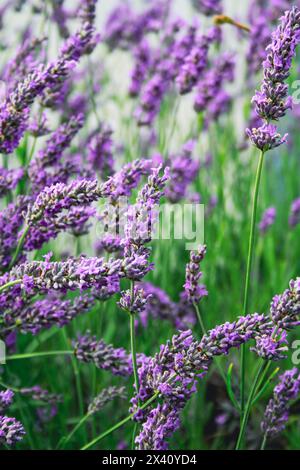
259;207;276;233
192;0;222;16
247;7;300;151
0;389;25;446
73;332;147;376
184;245;208;304
289;198;300;227
262;368;300;438
88;386;127;415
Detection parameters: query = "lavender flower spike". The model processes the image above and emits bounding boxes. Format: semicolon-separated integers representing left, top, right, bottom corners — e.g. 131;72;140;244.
88;386;127;415
247;7;300;151
262;368;300;439
0;390;14;413
0;416;25;446
259;207;276;233
184;245;208;304
289;197;300;227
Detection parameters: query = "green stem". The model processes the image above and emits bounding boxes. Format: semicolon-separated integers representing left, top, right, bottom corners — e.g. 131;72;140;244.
240;150;265;417
129;280;140;448
252;367;280;406
7;350;72;361
9;225;30;270
260;433;267;450
193;302;230;398
80;391;160;450
61;329;86;439
192;301;207;336
236;359;266;450
59;412;90;449
0;279;22;293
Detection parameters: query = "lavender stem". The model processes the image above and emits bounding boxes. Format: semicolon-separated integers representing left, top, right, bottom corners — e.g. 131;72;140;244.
240;150;265;418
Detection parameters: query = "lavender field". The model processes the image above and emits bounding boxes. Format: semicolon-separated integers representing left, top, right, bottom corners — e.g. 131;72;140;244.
0;0;300;453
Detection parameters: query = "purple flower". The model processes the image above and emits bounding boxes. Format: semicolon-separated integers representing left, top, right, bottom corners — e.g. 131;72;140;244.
247;7;300;150
289;197;300;227
29;114;84;192
73;332;147;376
118;287;151;315
3;293;94;335
0;390;14;413
1;254;122;296
0;168;23;198
165;141;200;203
192;0;222;16
176;34;210;95
135;403;181;450
259;207;276;233
246;124;287;151
129;39;153;97
87;124;114;178
184;245;208;304
87;386;127;415
262;368;300;438
0;416;25;446
270;278;300;330
250;330;288;361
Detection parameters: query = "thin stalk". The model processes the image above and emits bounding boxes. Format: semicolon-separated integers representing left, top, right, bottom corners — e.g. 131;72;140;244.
0;279;22;293
240;150;265;417
236;359;266;450
193;302;229;395
59;412;90;449
192;301;207;336
7;350;72;361
61;329;86;439
129;280;140;448
9;225;30;269
260;433;267;450
252;367;280;406
81;391;160;450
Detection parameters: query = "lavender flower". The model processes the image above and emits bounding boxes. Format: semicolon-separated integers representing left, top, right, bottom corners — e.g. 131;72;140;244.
176;34;210;95
259;207;276;233
87;124;114;178
0;196;29;269
118;287;151;315
289;197;300;227
29;114;84;190
3;254;122;294
0;390;14;413
246;124;287;151
184;245;208;304
192;0;222;16
26;179;101;226
135;403;181;450
73;332;147;376
87;386;127;415
134;313;272;448
3;293;94;335
165;141;200;203
246;16;271;77
137;282;196;329
250;330;288;360
0;168;23;198
0;416;25;446
0;20;94;153
247;7;300;150
20;385;63;406
262;368;300;438
194;53;235;121
129;39;153;97
270;278;300;330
